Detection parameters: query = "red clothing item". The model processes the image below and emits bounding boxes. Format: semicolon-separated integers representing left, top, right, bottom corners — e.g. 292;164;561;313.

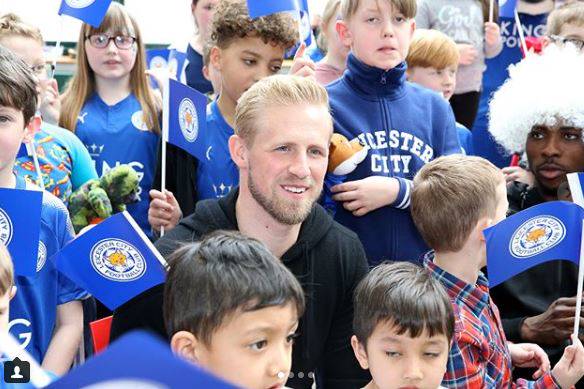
425;256;560;388
315;62;344;86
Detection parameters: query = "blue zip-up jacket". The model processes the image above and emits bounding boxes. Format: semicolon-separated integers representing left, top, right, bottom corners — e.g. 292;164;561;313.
326;53;461;266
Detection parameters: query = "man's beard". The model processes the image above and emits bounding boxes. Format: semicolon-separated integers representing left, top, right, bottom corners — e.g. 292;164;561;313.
247;169;319;225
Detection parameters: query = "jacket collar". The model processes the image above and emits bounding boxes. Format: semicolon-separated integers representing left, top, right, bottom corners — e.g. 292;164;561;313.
343;53;407;99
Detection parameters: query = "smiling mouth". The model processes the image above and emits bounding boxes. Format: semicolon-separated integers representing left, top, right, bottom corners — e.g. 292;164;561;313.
282;185;308;194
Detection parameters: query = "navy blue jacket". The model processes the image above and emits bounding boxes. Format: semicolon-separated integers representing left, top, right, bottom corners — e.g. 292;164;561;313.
326;54;461;266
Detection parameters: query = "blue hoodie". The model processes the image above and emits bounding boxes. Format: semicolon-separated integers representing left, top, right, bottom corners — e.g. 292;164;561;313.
326;54;461;266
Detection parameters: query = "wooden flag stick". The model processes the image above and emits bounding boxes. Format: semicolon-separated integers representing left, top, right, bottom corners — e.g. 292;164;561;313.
160;77;170;237
30;143;45;190
489;0;494;23
514;9;529;57
568;173;584;340
574;221;584;338
49;15;65;79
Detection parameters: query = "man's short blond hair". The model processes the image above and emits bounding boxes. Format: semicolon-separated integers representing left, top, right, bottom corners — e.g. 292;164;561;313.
235;75;331;145
411;155;504;252
341;0;416;21
0;243;14;296
547;2;584;36
406;29;459;70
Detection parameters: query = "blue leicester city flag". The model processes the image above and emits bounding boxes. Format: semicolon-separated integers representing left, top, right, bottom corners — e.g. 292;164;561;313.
46;331;237;388
499;0;518;19
52;212;166;311
568;172;584;206
163;78;208;161
0;188;42;277
484;201;584;287
146;48;170;89
58;0;112;27
168;48;188;83
247;0;304;19
16;143;31;158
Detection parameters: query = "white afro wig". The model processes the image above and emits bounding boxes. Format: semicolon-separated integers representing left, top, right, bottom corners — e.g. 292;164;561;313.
488;44;584;154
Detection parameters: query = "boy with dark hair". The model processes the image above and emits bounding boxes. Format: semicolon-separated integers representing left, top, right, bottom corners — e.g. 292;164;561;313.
351;261;454;389
327;0;461;267
164;230;305;389
0;45;87;374
411;154;584;388
149;0;314;231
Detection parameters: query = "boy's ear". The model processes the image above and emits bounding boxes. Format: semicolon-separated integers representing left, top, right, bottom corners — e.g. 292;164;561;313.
210;46;222;71
170;331;200;363
228;134;248;170
23;116;41;144
336;20;353;48
202;65;211;82
350;335;370;370
478;217;493;243
409;19;416;38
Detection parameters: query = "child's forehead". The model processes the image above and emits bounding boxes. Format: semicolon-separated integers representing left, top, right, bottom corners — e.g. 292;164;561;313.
559;22;584;39
354;0;404;15
370;320;449;345
215;304;299;337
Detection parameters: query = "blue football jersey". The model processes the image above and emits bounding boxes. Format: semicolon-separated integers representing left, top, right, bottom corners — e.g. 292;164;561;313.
74;93;159;237
8;175;88;363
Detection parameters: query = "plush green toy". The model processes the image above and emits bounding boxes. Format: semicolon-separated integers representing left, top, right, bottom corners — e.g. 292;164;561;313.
68;164;140;233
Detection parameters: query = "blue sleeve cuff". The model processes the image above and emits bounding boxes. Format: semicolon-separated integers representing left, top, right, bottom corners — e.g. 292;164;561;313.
321;173;346;216
390;177;412;209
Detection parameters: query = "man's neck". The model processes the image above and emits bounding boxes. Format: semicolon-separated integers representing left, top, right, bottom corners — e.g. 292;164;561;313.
534;183;557;203
0;170;17;189
95;77;132;106
216;93;236;128
434;247;484;286
235;189;302;259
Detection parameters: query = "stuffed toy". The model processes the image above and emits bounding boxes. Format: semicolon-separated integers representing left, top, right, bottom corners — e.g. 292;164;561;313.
68;164;140;233
328;133;368;175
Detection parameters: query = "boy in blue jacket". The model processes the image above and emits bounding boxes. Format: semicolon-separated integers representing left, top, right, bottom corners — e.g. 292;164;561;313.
326;0;461;266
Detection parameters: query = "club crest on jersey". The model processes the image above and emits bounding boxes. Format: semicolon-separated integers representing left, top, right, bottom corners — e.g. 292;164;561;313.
37;241;47;272
65;0;95;8
178;98;198;142
0;208;13;246
90;239;146;282
131;111;148;131
509;215;566;258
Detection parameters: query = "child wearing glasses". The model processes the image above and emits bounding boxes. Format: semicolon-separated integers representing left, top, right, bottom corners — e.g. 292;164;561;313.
60;2;161;237
0;13;98;202
544;2;584;51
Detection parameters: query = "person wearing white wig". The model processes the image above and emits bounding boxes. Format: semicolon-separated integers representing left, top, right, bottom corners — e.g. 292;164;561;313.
488;44;584;384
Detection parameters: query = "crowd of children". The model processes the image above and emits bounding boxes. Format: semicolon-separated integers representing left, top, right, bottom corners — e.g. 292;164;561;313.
2;0;584;387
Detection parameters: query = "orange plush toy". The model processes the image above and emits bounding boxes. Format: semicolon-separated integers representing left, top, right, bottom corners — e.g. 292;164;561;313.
328;133;368;175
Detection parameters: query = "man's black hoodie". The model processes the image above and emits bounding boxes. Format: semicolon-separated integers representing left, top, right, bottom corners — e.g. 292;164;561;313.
111;188;370;388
